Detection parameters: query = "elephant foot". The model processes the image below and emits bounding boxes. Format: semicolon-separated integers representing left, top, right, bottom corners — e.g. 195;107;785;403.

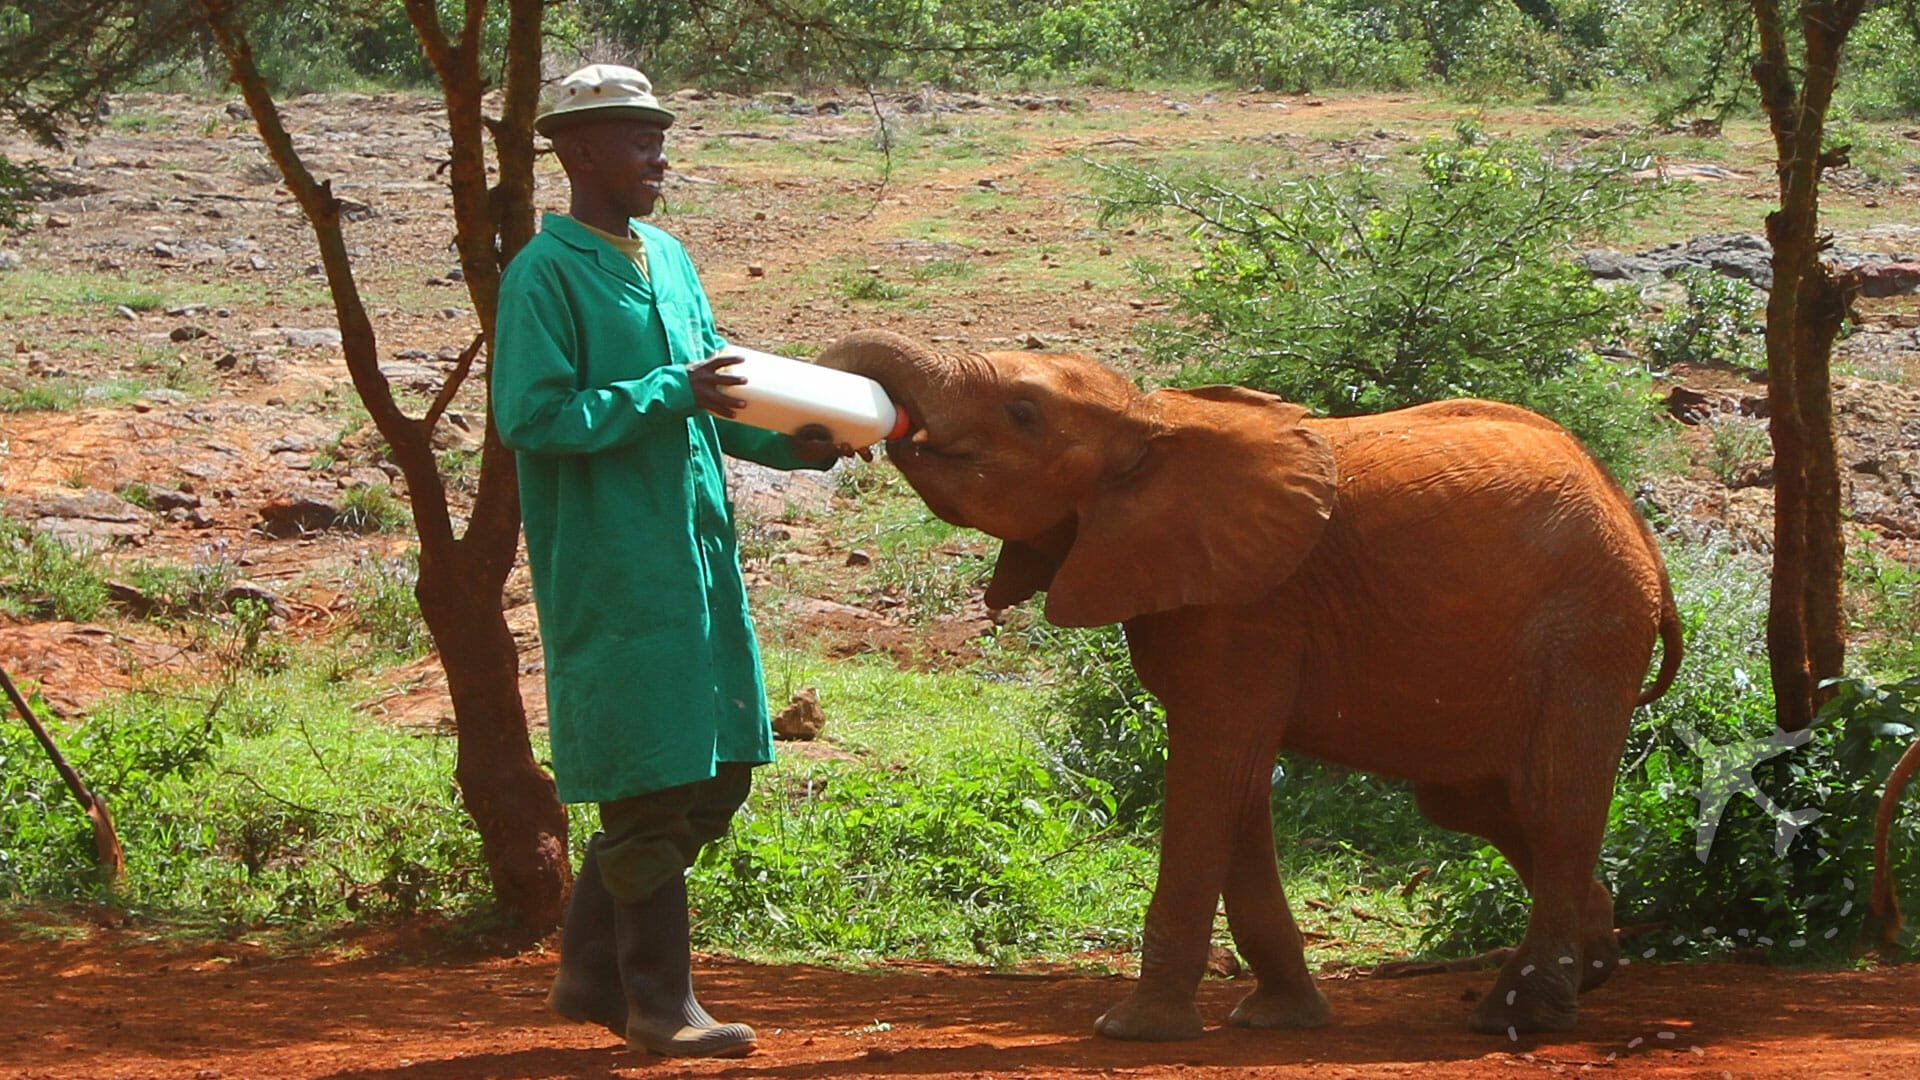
1227;984;1331;1030
1094;991;1205;1041
1468;960;1579;1035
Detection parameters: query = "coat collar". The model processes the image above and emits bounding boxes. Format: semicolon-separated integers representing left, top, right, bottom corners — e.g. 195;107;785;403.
540;213;653;288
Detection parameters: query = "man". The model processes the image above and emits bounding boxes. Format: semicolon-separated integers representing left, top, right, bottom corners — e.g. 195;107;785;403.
492;63;843;1059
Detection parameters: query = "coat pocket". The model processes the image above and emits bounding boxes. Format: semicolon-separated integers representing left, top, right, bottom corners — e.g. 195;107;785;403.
655;298;706;365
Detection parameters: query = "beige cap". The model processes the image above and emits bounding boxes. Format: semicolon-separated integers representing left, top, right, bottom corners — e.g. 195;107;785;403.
535;64;675;135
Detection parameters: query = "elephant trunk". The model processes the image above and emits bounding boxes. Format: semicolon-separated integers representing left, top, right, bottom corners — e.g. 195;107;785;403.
814;329;974;433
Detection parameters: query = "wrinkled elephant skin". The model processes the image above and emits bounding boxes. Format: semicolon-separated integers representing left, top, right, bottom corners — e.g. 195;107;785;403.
817;330;1683;1040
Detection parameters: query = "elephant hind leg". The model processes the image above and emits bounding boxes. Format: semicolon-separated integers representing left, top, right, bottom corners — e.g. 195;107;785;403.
1413;780;1619;995
1471;689;1627;1034
1579;880;1619;991
1414;777;1588;1032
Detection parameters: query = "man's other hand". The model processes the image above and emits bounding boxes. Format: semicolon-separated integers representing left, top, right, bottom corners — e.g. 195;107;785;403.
792;424;871;463
690;355;748;417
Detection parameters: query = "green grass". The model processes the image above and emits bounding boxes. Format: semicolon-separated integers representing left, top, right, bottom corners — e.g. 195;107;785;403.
0;268;329;318
758;648;1042;766
1847;531;1920;673
0;659;488;928
340;551;429;659
337;485;412;533
105;111;177;134
833;268;910;302
0;270;169;316
0;513;109;620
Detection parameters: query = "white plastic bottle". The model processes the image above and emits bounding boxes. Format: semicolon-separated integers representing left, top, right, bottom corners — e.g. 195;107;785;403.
702;346;910;448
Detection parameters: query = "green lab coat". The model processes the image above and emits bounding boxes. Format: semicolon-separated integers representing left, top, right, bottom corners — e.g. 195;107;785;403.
493;213;823;803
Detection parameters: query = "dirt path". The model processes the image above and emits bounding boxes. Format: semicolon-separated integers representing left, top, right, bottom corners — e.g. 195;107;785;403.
2;927;1916;1079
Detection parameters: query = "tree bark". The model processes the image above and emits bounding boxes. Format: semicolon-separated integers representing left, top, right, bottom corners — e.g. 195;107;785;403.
1748;0;1863;732
200;0;569;931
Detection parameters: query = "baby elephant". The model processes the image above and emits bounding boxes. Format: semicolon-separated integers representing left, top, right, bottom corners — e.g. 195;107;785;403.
819;329;1679;1039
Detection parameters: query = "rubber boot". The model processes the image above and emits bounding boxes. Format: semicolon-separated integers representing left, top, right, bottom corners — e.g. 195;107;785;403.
544;836;626;1035
614;873;757;1058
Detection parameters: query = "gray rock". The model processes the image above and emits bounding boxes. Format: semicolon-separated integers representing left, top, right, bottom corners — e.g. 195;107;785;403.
264;435;318;454
15;490;151;549
728;459;837;519
1577;233;1775;288
146;486;201;511
280;327;343;348
378;361;442;390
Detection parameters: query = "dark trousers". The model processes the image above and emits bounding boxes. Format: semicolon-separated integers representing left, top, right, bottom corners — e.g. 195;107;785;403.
596;763;753;904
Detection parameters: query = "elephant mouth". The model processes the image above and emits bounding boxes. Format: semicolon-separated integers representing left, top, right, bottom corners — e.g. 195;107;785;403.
882;400;973;464
886;429;973;465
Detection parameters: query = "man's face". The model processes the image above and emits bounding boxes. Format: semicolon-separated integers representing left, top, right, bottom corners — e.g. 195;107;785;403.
560;119;670;217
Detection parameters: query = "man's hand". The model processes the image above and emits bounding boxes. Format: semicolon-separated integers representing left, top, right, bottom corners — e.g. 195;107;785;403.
792;424;872;464
689;355;748;417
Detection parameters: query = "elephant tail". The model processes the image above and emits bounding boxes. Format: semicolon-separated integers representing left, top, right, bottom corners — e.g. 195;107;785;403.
1636;575;1683;707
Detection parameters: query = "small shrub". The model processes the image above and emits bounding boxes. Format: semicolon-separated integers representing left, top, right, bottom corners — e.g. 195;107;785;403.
1702;413;1771;484
1213;1;1428;91
435;448;481;496
0;514;108;621
1641;267;1765;372
337;484;410;533
1098;130;1663;477
120;558;239;622
216;597;290;675
834;456;895;499
1031;625;1166;829
114;482;156;511
1846;536;1920;673
1836;6;1920;120
835;269;909;303
908;258;975;283
0;663;490;924
343;551;428;659
863;547;982;623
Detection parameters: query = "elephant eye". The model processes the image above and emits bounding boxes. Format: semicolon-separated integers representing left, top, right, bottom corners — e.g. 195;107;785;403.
1007;399;1040;428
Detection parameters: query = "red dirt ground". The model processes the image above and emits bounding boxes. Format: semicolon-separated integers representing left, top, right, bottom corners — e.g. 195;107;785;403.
2;926;1916;1079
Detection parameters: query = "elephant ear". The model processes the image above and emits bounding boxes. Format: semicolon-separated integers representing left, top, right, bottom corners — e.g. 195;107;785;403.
984;517;1078;610
1043;385;1337;628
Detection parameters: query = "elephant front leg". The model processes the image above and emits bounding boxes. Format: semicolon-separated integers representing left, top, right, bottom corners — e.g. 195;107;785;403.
1222;785;1330;1030
1095;744;1258;1041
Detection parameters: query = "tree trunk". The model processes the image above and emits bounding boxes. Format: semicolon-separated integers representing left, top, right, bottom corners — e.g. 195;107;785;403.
421;552;567;930
1749;0;1863;732
200;0;570;930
